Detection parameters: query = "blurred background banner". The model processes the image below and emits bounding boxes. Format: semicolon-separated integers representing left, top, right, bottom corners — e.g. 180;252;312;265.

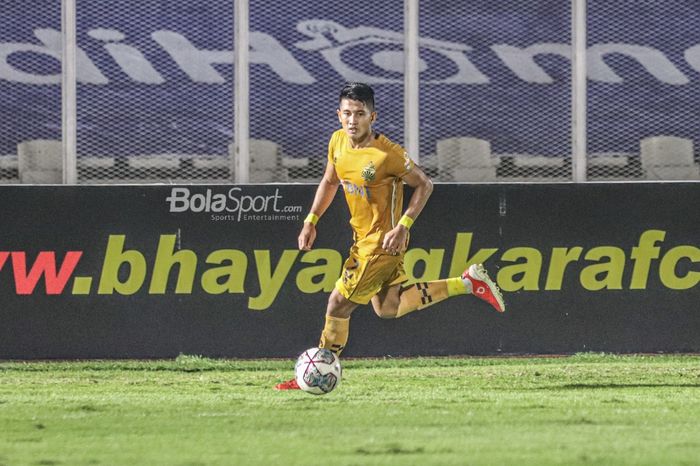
0;182;698;359
2;0;700;182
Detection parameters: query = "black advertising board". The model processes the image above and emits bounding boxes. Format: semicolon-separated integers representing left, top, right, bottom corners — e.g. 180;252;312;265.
0;183;698;359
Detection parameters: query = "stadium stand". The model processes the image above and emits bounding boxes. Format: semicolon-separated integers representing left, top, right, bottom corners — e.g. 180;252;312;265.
2;1;700;184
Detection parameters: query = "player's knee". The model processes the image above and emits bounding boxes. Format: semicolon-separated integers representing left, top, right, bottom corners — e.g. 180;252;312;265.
326;290;357;319
373;305;398;319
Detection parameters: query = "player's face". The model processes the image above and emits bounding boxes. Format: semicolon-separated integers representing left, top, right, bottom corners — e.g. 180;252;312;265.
337;98;376;146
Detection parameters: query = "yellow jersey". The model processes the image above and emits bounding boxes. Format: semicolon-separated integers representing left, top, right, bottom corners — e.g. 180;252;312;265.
328;129;415;257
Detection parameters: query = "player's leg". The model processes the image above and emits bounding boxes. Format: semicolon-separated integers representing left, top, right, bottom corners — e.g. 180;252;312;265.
318;288;357;355
276;253;364;391
396;277;471;316
316;250;381;356
275;290;357;391
371;278;464;318
371;263;505;318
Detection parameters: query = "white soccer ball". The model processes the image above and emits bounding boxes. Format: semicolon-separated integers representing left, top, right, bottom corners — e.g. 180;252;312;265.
294;347;342;395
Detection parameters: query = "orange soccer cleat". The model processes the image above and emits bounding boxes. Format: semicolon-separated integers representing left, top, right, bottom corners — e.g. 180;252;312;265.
462;263;506;313
275;377;300;390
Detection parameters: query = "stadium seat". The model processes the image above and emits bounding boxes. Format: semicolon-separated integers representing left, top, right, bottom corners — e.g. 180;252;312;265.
17;139;62;183
640;136;700;180
228;139;280;182
586;152;640;181
128;154;181;170
496;154;570;182
436;137;498;182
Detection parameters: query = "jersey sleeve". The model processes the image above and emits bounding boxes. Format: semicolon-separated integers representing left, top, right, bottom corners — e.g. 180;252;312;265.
384;139;415;178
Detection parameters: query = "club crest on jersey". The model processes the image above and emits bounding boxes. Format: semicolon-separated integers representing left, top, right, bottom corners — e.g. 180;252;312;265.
361;161;376;182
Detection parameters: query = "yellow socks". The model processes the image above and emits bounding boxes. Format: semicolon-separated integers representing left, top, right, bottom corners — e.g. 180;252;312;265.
318;315;350;355
395;277;468;318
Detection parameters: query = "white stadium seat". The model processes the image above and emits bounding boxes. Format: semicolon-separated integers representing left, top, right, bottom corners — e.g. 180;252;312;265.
436;137;498;182
640;136;700;180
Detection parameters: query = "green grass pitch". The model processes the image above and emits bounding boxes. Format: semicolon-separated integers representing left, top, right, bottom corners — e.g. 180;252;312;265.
1;354;699;465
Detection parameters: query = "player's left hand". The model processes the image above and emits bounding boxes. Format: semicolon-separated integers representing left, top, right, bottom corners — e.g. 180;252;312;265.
382;225;409;255
298;223;317;251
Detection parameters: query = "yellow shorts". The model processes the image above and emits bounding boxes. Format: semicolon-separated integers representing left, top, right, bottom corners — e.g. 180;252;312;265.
334;248;408;305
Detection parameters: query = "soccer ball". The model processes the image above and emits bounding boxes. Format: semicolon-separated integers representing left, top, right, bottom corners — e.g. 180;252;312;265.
294;347;342;395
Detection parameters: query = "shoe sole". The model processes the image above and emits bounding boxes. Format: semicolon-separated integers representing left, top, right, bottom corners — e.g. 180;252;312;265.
469;263;506;312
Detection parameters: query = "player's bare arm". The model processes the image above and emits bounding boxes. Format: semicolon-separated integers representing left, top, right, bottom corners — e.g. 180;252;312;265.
298;161;340;251
381;164;433;254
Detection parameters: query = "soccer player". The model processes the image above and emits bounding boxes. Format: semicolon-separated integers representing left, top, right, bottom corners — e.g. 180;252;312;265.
276;82;505;390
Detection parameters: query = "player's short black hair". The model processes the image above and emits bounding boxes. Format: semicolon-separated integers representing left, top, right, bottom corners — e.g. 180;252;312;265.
339;82;375;111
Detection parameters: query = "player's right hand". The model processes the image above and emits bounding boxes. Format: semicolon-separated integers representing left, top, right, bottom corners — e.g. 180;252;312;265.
298;223;317;251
